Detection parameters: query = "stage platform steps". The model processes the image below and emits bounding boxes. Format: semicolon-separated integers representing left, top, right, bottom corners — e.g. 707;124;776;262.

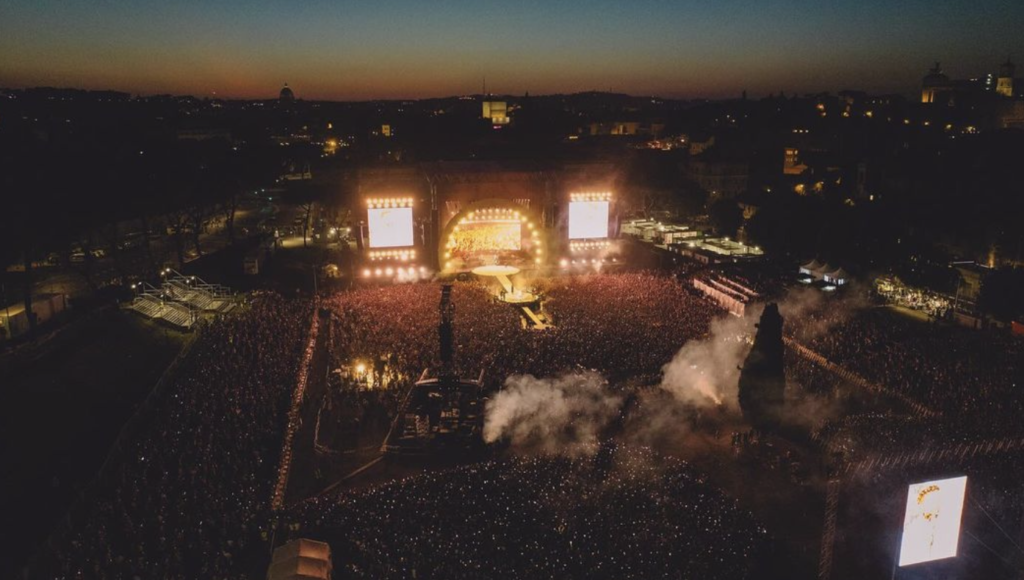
128;294;196;329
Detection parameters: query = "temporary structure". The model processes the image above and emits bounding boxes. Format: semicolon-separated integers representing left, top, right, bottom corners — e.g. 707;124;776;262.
824;267;850;286
267;539;332;580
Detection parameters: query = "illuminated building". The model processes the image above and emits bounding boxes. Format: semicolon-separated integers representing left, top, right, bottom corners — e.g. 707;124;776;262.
586;121;665;137
1;294;68;339
996;58;1015;97
783;147;807;175
482;101;510;126
688;134;716;156
921;63;949;104
921;60;1017;105
997;100;1024;129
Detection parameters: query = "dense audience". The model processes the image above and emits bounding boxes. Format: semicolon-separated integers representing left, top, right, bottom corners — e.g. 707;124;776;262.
326;272;722;392
284;446;766;580
788;306;1024;422
50;293;313;579
39;269;1024;579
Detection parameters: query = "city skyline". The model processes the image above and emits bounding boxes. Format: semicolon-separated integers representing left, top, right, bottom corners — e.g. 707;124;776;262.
2;0;1023;100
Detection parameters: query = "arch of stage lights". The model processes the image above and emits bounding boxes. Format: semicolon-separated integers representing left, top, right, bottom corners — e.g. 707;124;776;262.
438;198;546;272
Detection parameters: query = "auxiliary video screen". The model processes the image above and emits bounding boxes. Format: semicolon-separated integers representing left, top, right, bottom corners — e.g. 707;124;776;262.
368;207;414;248
568;200;610;240
898;476;968;567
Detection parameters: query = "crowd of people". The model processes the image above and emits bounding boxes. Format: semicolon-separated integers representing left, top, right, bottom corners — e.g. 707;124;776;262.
36;268;1024;578
49;293;314;579
325;272;722;394
874;276;953;318
813;412;1019;461
284;446;766;579
790;306;1024;422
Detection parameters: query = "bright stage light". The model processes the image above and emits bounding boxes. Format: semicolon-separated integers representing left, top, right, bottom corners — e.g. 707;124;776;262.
368;207;414;248
898;476;968;567
362;268;371;277
568;200;610;239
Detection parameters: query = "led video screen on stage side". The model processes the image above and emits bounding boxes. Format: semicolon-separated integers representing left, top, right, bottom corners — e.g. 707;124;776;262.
368;207;414;248
898;476;968;567
568;200;610;239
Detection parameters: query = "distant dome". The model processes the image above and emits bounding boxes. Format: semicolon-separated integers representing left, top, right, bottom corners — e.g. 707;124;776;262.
279;84;295;102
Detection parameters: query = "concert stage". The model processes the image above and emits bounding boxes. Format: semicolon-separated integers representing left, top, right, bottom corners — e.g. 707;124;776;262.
471;265;550;328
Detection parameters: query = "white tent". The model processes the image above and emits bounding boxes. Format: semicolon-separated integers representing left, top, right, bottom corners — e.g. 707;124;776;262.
824;267;850;285
811;263;833;281
799;259;823;275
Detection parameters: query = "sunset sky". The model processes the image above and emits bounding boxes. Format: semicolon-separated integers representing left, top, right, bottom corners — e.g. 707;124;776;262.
2;0;1023;100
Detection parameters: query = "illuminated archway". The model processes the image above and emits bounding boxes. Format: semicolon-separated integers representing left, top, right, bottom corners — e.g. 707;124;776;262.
439;198;546;272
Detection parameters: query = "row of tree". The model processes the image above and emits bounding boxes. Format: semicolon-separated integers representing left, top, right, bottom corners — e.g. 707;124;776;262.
0;118;296;333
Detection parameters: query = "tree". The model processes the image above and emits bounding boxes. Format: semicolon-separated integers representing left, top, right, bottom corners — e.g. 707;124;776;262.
979;267;1024;321
708;198;744;237
301;200;314;248
222;192;240;244
189;203;207;257
166;209;191;269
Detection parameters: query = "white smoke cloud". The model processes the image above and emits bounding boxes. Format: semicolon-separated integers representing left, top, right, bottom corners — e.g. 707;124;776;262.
484;282;871;456
656;283;871;411
483;372;622;456
778;282;870;342
658;313;755;409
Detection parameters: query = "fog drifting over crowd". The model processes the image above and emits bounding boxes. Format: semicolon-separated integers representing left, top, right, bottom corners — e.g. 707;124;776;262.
484;284;868;455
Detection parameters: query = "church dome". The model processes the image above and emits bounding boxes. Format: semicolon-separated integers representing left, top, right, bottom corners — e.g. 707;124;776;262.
279;83;295;102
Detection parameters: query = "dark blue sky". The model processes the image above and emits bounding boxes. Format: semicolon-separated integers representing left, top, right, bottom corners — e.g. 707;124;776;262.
2;0;1022;99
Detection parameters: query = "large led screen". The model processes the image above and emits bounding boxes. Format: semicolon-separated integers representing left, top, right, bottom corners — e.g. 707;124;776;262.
568;200;610;240
368;207;414;248
898;476;968;567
